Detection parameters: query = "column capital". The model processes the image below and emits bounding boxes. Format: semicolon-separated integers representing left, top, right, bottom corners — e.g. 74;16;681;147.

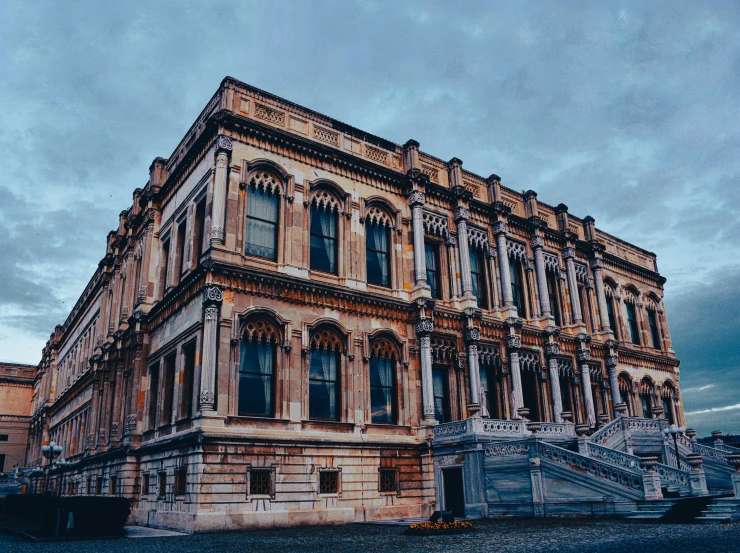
215;135;233;153
562;247;576;260
506;334;521;350
576;349;591;362
453;205;469;222
605;355;619;368
492;220;508;235
544;342;560;358
202;286;223;306
407;190;425;208
415;318;434;336
464;327;481;343
530;235;545;249
589;257;603;270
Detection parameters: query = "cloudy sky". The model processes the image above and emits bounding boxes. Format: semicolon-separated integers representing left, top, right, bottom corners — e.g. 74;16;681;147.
0;1;737;436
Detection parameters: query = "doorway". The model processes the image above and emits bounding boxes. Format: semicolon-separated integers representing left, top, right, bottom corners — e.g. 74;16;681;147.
442;467;465;517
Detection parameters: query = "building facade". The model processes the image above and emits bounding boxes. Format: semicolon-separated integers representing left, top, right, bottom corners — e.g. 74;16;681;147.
27;77;686;530
0;362;36;474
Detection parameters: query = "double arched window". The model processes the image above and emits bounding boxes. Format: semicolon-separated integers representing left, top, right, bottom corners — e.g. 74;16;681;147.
639;378;654;418
308;328;343;420
245;171;281;260
368;338;399;424
310;191;340;274
646;298;662;350
238;319;279;417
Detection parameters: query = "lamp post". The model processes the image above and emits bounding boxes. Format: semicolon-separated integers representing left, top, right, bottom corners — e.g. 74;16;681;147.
40;441;63;494
663;424;685;469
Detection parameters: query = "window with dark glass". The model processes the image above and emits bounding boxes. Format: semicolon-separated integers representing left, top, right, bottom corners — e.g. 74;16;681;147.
147;363;159;430
366;220;390;286
310;203;338;273
176;218;187;280
95;477;102;496
640;394;652;418
662;397;674;424
469;245;487;308
606;296;618;337
546;271;561;326
379;469;398;494
648;309;661;350
193;198;206;264
510;259;525;315
432;367;450;423
179;341;196;420
159;237;170;298
249;469;272;496
245;184;279;260
160;352;176;427
626;302;640;344
425;242;441;299
319;470;339;494
175;467;187;496
370;354;396;424
238;336;275;417
158;472;166;497
142;473;150;496
309;346;340;420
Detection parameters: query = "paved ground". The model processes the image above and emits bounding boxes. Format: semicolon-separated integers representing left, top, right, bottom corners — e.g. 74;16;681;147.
2;518;739;553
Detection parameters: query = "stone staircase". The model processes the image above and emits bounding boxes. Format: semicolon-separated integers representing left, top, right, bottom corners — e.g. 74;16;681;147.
625;499;678;522
696;497;740;524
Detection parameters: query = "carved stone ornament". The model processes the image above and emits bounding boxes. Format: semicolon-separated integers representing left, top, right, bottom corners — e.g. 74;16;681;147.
605;355;619;368
415;318;434;336
125;414;137;430
506;334;521;350
200;390;215;405
544;342;559;357
110;422;119;437
204;306;219;321
453;206;469;222
492;220;508;235
486;246;497;259
408;190;425;208
562;247;576;260
210;225;224;241
530;235;544;249
445;233;457;246
465;328;481;342
203;286;223;305
576;349;591;362
590;257;603;270
217;135;233;152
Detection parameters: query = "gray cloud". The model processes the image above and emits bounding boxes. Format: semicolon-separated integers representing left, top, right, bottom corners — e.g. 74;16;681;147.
0;0;738;433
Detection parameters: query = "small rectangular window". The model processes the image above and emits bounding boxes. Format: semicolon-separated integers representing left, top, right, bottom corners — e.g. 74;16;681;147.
319;470;339;495
193;198;206;264
142;473;150;496
249;469;273;497
175;467;187;496
379;469;399;494
0;434;8;442
158;472;167;497
87;477;93;495
176;219;187;280
109;475;118;496
159;237;170;299
95;477;102;496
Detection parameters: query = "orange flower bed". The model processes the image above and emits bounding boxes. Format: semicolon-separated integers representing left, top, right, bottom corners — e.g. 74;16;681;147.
406;520;475;535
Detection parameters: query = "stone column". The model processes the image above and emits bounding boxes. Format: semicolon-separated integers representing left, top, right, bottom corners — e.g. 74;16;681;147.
531;236;552;318
210;136;232;244
590;258;611;332
416;318;436;423
465;327;481;417
563;247;583;324
507;334;524;418
454;206;473;298
409;191;429;289
545;343;563;423
578;349;596;426
493;221;514;308
606;355;622;415
200;286;223;412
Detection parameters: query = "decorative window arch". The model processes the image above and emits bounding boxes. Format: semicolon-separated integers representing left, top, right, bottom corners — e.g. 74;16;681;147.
245;170;282;260
519;350;543;421
618;373;635;416
645;297;662;350
309;327;343;421
660;381;677;424
238;318;279;417
310;189;341;274
478;344;502;418
368;337;399;424
365;205;393;287
623;289;641;345
639;377;655;418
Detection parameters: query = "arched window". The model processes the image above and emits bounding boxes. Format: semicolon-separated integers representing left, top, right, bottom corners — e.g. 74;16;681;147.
479;345;502;419
238;319;279;417
310;194;339;274
605;285;619;339
430;337;456;423
646;301;661;350
424;242;441;299
625;293;640;345
469;245;487;308
640;379;654;418
546;270;561;326
368;338;399;424
509;259;525;315
618;374;633;416
245;172;281;260
309;329;343;420
519;351;543;422
366;207;392;287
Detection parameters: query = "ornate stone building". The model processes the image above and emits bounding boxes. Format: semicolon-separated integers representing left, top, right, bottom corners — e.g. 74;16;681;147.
28;77;699;530
0;362;36;474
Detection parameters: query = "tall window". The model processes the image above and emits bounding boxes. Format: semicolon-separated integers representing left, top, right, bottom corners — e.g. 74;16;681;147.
432;367;450;423
147;363;160;430
238;331;275;417
309;337;341;420
469;246;487;308
662;397;674;424
179;341;196;420
425;242;441;299
640;393;652;418
509;259;525;315
310;203;338;273
366;221;390;286
193;198;206;264
369;343;397;424
626;302;640;344
479;365;498;418
647;309;661;350
159;237;170;299
160;352;176;427
546;271;561;326
176;218;187;280
606;295;618;338
245;182;279;260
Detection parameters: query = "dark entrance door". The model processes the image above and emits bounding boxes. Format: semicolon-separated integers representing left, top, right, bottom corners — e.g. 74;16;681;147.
442;467;465;517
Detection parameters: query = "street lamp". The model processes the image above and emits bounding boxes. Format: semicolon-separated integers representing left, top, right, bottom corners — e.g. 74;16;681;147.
40;442;63;494
663;424;685;469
